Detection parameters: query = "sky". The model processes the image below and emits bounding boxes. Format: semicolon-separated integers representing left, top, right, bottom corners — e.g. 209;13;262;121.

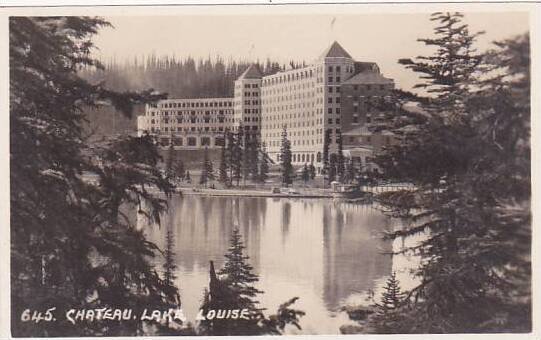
92;10;530;92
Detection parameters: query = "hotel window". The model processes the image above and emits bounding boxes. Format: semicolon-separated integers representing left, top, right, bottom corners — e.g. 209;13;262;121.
336;66;341;72
336;119;340;124
328;108;332;114
353;116;359;123
329;87;333;93
328;76;333;83
336;87;340;93
336;76;341;82
328;97;333;104
328;66;333;72
328;118;332;124
335;97;340;103
336;108;341;114
188;137;197;146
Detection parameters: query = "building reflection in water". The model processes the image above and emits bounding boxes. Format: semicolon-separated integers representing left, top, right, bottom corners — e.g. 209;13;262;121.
139;195;392;334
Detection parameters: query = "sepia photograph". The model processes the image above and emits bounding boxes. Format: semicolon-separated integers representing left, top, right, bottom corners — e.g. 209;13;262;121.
2;2;538;338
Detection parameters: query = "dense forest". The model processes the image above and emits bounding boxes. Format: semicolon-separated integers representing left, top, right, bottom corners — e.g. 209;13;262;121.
80;55;295;97
80;56;296;137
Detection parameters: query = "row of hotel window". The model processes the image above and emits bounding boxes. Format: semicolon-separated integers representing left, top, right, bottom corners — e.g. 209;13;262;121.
151;116;261;125
150;110;233;116
261;84;388;97
267;139;323;147
262;83;317;94
151;125;259;133
261;64;356;86
241;83;259;89
159;136;224;147
274;151;361;164
151;118;229;124
150;101;233;109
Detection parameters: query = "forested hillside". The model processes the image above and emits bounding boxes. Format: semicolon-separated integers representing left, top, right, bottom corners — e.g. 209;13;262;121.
80;55;294;138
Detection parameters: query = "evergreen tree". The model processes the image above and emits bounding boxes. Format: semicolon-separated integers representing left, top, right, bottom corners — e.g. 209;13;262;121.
322;129;331;186
258;142;270;183
309;161;316;180
163;227;178;287
165;136;175;179
301;164;310;184
371;13;531;333
377;272;404;314
279;126;293;186
241;137;252;186
231;129;244;186
328;154;337;183
174;159;185;181
344;158;357;184
199;147;214;187
218;133;230;186
249;137;260;181
219;228;263;308
206;152;215;185
336;131;345;182
226;130;236;182
370;272;405;334
198;228;305;336
10;17;181;336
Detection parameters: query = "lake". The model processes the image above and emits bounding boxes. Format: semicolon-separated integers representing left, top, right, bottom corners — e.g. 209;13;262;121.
139;195;409;335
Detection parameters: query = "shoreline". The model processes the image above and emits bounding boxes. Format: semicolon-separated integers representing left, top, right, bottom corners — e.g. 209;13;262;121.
176;187;333;199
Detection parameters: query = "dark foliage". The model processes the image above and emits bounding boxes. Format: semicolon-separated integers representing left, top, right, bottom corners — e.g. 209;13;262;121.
10;16;181;336
370;12;531;333
280;126;293;186
197;228;304;335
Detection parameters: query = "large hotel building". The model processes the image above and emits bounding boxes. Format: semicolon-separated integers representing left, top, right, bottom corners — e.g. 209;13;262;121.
138;42;394;172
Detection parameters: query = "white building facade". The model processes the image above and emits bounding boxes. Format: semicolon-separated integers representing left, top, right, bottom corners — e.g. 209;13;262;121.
137;41;394;172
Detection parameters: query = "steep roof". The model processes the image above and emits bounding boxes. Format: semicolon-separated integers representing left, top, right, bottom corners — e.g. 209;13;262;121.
238;64;262;80
318;41;352;60
342;71;394;85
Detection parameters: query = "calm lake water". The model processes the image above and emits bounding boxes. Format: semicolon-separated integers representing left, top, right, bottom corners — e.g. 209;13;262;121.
139;195;407;335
